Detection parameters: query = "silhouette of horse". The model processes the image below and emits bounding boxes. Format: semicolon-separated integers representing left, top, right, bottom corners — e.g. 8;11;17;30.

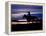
23;12;38;23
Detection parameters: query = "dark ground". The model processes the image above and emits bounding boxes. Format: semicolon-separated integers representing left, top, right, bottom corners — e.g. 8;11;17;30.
11;22;43;32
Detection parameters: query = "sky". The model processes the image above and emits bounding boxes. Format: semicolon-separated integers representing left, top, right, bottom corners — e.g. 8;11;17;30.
11;4;43;20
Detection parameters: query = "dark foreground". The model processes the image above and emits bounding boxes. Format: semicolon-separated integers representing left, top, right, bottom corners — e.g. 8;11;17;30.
11;23;42;32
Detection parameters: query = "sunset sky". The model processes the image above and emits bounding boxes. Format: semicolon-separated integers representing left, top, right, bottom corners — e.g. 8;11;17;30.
11;4;43;20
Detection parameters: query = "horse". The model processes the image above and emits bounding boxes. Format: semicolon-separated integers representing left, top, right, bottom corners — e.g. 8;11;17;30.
23;14;38;24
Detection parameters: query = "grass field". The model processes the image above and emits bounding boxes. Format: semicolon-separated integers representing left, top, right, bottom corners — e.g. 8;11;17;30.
11;22;42;31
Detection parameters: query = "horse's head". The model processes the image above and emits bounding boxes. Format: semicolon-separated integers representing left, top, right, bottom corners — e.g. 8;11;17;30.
23;14;27;19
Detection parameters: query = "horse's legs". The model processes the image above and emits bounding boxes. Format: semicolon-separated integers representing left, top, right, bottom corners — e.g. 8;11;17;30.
27;21;30;24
